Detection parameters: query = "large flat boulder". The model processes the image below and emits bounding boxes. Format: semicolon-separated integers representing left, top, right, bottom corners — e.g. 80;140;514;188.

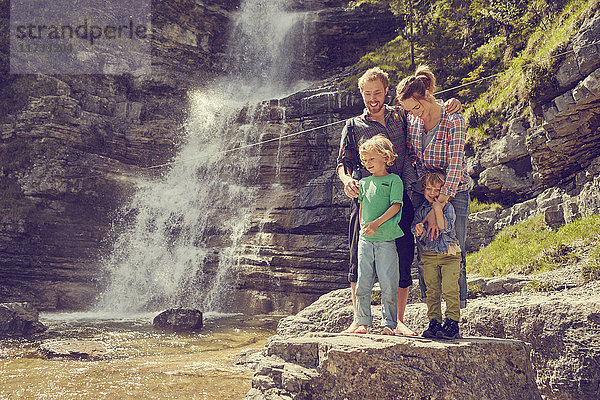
276;281;600;400
246;333;541;400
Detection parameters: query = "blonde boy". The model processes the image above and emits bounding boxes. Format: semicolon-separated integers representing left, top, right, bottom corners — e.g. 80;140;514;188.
354;135;404;335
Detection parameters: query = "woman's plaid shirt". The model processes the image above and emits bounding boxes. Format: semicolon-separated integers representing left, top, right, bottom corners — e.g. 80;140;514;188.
336;105;418;187
407;108;472;197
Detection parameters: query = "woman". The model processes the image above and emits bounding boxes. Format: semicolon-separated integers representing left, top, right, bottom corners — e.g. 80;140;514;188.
395;65;472;308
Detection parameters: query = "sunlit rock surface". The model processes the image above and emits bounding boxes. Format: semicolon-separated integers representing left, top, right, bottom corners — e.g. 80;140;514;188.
274;281;600;400
245;333;541;400
39;340;111;360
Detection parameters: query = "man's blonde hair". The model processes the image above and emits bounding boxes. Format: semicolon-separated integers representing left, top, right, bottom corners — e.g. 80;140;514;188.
358;67;389;91
359;135;397;166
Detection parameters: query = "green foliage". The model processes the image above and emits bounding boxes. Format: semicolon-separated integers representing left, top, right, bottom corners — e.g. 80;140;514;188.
470;198;503;214
371;291;382;305
466;281;485;298
339;37;413;89
525;279;558;292
582;247;600;282
344;0;598;145
467;214;600;277
463;0;597;138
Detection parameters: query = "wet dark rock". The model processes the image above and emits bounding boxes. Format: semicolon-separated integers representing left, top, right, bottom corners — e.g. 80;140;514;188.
153;308;203;332
0;302;47;337
39;340;110;360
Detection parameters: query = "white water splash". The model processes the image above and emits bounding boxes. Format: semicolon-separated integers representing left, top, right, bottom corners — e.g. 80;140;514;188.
96;0;309;314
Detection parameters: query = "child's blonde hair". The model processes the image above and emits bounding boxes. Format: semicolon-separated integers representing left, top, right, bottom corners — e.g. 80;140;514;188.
358;135;397;166
420;170;446;188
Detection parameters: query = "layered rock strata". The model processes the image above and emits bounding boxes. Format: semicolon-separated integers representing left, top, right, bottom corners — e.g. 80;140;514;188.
0;0;399;311
470;8;600;203
246;332;541;400
275;281;600;400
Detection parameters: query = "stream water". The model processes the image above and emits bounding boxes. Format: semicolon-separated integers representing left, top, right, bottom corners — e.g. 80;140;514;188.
0;313;278;399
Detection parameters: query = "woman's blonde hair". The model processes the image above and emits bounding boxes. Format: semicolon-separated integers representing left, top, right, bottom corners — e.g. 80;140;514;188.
358;135;397;166
395;64;436;102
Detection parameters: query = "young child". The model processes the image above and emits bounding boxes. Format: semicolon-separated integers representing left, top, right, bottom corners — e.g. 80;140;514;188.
412;170;462;339
354;135;405;335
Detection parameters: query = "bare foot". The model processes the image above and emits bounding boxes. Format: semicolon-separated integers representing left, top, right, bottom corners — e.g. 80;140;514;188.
354;325;368;334
342;320;359;333
381;326;395;336
394;321;417;336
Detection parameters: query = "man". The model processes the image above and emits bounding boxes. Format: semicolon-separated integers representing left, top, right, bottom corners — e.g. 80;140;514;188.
337;67;460;335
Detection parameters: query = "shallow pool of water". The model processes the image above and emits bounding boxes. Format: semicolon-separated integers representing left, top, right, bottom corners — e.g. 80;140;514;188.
0;312;278;400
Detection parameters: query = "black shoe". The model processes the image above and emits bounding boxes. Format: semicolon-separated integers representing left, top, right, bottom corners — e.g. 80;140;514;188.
436;318;460;340
422;319;442;338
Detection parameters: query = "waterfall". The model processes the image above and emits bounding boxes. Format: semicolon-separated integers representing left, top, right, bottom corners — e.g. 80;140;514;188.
96;0;308;314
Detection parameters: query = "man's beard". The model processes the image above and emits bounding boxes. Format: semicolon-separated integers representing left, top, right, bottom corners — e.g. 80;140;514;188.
367;101;384;115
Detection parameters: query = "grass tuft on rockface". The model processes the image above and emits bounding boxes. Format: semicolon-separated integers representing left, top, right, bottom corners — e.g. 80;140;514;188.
467;213;600;279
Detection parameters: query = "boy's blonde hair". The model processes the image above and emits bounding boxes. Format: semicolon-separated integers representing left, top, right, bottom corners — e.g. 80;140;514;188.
420;170;446;188
359;135;397;166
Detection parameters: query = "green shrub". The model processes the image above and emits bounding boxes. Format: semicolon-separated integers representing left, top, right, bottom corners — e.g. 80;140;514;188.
468;214;600;277
582;248;600;282
467;281;485;298
470;198;503;213
525;279;558;292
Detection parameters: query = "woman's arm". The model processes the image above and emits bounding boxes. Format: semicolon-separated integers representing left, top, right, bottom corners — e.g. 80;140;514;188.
440;114;467;198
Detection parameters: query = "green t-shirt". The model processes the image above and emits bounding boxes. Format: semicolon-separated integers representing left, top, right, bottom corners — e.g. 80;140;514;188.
358;173;405;242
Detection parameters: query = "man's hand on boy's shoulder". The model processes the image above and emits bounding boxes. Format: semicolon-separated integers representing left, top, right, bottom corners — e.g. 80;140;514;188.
343;177;360;198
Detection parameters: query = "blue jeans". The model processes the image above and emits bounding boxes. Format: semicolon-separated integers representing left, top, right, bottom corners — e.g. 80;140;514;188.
451;190;470;304
414;190;470;304
356;238;399;328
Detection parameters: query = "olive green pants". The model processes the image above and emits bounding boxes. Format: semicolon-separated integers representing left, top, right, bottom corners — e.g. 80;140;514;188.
422;251;461;322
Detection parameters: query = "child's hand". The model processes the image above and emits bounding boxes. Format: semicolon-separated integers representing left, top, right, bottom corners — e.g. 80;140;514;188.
432;200;444;212
362;221;379;236
415;222;424;236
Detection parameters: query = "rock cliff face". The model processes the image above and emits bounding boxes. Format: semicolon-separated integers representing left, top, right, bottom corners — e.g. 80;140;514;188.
0;0;400;310
469;8;600;206
0;0;237;309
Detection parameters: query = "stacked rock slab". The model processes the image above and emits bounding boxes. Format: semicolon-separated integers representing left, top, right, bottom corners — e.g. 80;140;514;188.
246;333;541;400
